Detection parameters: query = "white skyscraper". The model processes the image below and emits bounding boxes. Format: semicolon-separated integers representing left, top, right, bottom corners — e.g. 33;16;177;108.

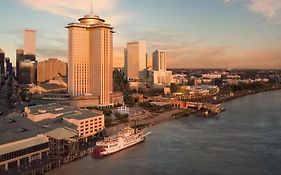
24;29;36;55
150;50;172;87
153;50;166;71
66;14;114;105
124;41;147;81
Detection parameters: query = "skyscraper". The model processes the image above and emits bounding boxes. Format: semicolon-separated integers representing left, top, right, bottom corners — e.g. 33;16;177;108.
150;50;172;87
0;49;5;83
18;60;37;84
153;50;166;71
124;41;147;81
66;14;114;105
5;57;13;76
16;48;24;78
37;58;67;83
24;29;36;55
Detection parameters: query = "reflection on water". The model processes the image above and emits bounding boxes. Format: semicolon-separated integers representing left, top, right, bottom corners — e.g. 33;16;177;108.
48;90;281;175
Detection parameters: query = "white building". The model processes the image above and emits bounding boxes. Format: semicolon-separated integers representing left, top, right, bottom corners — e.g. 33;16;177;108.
150;50;172;87
67;14;114;105
152;50;166;71
202;73;222;79
171;74;188;84
124;41;147;81
150;70;172;87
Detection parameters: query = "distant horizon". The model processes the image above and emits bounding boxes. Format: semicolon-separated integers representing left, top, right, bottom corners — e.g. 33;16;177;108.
0;0;280;69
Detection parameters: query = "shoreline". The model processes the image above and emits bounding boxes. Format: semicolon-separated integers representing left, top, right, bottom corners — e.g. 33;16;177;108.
215;86;281;105
107;86;281;133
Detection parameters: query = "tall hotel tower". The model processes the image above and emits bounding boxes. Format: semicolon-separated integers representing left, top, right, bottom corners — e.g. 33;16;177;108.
66;15;114;105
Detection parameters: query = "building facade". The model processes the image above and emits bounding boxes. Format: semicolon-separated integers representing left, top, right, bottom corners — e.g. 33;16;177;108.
66;15;114;105
5;57;13;76
0;49;4;84
151;70;172;87
152;50;166;71
18;60;37;84
124;41;147;81
150;50;172;87
25;103;105;141
24;29;36;55
16;48;25;78
37;58;67;83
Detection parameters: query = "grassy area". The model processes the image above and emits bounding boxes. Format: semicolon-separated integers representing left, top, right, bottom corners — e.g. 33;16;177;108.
138;102;173;113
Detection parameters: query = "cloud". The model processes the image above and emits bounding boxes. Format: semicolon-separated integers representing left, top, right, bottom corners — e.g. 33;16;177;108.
17;0;128;25
18;0;120;17
223;0;281;20
167;46;281;69
248;0;281;20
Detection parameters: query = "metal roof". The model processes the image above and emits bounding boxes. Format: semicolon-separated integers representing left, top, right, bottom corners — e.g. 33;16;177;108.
45;127;77;140
0;134;48;155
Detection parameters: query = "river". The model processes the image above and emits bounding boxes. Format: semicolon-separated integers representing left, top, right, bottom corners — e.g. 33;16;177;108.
48;90;281;175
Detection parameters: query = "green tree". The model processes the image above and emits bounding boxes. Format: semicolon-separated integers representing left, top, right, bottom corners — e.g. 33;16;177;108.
170;83;180;93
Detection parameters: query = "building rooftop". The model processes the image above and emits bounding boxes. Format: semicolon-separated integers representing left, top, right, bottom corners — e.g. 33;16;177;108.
62;109;102;120
25;103;103;121
39;83;67;90
45;127;77;140
0;134;48;155
0;113;49;145
26;103;74;115
0;104;103;149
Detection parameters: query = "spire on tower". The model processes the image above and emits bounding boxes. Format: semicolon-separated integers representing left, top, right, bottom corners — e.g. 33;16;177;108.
91;0;93;15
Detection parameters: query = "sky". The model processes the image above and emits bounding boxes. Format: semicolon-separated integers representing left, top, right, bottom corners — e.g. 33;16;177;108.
0;0;281;69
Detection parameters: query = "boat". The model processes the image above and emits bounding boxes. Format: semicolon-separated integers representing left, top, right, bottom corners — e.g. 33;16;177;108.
91;126;151;158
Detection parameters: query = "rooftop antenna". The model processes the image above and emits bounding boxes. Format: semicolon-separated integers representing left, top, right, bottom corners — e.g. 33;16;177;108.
91;0;93;15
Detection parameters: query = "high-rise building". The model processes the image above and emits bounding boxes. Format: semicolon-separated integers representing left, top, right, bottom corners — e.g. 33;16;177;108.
18;60;37;84
5;57;13;76
16;48;24;78
66;14;114;105
0;49;4;83
24;29;36;55
37;58;67;83
124;41;147;81
149;50;172;87
153;50;166;71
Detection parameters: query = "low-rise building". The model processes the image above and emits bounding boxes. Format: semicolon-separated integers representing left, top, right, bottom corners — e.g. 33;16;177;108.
29;83;67;94
45;127;79;164
171;74;188;84
29;75;68;94
150;70;172;87
0;113;50;174
202;73;222;79
25;103;105;141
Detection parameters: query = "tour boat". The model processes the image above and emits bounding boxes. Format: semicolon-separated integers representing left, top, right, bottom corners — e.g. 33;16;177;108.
92;126;151;158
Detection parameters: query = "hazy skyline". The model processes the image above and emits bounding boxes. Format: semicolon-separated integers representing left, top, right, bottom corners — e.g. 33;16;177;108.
0;0;280;69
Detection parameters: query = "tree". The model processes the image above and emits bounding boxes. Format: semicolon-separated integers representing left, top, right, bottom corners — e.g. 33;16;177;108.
170;83;180;93
103;109;112;116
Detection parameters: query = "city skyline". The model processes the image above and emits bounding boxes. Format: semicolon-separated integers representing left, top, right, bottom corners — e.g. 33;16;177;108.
0;0;280;69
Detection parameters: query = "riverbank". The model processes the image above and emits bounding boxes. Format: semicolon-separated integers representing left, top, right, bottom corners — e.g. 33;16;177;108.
215;85;281;104
107;86;281;135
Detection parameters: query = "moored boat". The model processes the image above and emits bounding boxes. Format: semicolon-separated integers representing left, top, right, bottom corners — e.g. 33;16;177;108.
91;126;151;158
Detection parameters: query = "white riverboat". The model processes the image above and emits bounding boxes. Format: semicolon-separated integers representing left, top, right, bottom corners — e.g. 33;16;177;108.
92;126;151;158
